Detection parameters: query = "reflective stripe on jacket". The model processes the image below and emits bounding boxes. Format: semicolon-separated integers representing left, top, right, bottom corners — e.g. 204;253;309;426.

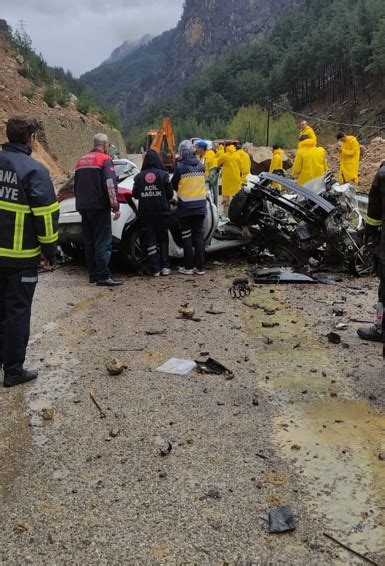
0;143;59;267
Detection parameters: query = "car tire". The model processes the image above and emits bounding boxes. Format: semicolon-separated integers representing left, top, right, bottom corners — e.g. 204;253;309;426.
59;243;83;261
228;189;253;226
120;224;149;272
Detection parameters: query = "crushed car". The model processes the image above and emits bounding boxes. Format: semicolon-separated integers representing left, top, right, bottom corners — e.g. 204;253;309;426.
228;172;373;276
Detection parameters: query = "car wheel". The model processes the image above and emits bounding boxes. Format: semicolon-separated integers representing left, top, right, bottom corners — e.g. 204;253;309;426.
59;243;83;261
349;246;376;277
120;224;149;272
228;189;253;226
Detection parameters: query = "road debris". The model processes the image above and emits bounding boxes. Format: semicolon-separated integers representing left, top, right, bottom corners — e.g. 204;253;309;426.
179;305;195;319
41;408;54;421
195;357;234;379
327;332;342;344
89;390;106;418
229;278;251;299
145;328;167;336
106;358;127;376
252;267;316;284
155;436;172;457
323;533;378;565
13;522;29;533
268;506;296;533
156;358;197;376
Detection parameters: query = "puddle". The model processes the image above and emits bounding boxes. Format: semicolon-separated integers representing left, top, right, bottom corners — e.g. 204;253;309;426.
277;398;385;557
242;287;385;558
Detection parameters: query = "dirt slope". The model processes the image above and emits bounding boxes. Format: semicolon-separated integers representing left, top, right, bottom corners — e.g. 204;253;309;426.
0;36;126;180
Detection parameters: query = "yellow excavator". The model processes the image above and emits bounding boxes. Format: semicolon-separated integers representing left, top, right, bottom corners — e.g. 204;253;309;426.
146;116;176;172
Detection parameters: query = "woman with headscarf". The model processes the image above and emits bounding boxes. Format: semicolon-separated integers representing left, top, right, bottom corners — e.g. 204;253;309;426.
132;150;173;276
171;140;207;275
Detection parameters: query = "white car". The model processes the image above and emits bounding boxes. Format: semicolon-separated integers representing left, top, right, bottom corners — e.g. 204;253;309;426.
58;160;249;271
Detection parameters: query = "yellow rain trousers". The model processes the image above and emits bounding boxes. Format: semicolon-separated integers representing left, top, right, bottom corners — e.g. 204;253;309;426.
338;135;360;184
217;145;242;197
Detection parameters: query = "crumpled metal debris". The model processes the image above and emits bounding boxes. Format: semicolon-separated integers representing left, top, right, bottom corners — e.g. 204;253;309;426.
229;278;251;299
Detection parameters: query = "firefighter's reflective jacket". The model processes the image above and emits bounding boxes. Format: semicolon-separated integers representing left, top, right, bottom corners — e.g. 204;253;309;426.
0;143;59;268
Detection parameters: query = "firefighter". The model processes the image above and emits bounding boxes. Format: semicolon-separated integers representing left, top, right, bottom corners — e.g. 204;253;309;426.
0;115;59;387
357;163;385;342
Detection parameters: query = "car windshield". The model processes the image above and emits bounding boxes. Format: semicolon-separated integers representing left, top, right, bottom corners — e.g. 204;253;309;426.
114;162;138;178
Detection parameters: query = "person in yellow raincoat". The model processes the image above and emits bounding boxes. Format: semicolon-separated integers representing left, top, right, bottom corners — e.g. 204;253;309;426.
236;144;251;185
337;132;360;185
292;135;328;186
299;120;317;143
217;144;242;196
269;145;285;189
217;144;242;214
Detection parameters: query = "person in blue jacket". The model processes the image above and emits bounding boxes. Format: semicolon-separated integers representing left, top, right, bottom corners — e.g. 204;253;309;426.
133;150;173;276
172;140;207;275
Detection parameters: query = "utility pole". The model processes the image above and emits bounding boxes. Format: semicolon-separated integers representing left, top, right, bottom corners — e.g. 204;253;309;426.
17;19;26;34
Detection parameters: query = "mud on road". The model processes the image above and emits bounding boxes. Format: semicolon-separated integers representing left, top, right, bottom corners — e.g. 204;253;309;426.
1;262;385;565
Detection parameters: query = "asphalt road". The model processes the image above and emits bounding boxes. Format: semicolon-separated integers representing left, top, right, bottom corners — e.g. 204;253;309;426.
1;261;385;564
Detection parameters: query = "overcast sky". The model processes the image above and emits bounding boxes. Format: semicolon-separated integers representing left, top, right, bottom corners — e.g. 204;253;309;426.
3;0;184;76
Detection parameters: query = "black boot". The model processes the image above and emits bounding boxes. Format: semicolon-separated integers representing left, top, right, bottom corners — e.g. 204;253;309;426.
4;369;38;388
357;326;385;343
96;277;122;287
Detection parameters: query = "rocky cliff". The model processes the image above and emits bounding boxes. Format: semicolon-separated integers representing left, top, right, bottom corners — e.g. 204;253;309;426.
0;36;126;181
82;0;303;130
103;34;153;65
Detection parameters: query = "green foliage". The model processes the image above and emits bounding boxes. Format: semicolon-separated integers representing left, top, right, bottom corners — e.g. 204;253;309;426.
43;84;69;108
227;105;297;147
101;108;123;130
43;85;57;107
77;91;99;115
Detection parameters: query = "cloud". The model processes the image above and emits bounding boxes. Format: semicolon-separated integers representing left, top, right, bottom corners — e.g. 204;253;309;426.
2;0;184;75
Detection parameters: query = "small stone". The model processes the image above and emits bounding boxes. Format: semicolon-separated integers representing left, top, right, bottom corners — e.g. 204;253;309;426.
252;395;259;406
109;428;120;438
41;408;54;420
379;453;385;461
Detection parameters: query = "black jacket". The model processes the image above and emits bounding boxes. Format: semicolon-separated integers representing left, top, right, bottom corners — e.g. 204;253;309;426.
74;148;119;212
366;162;385;263
0;143;59;268
132;151;173;218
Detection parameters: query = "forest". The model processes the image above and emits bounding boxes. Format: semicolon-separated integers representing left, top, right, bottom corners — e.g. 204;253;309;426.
128;0;385;149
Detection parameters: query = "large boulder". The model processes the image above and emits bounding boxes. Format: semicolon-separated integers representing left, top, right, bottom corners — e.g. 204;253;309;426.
245;145;292;175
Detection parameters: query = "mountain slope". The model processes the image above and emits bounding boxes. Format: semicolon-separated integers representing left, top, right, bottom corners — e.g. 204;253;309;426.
82;0;303;130
102;34;153;65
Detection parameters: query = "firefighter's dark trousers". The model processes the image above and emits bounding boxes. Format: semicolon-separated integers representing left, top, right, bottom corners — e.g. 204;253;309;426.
0;267;37;376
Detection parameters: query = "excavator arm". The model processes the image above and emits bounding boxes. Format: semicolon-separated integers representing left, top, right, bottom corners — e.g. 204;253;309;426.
147;116;176;172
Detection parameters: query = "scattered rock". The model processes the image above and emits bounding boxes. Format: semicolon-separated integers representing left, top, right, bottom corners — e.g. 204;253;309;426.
379;453;385;461
145;328;166;335
252;395;259;406
16;54;24;65
106;358;127;376
268;506;296;533
109;428;120;438
327;332;341;344
179;306;195;319
13;522;29;533
41;408;54;420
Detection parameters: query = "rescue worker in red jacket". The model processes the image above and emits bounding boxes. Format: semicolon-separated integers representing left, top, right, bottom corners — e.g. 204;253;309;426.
74;133;122;286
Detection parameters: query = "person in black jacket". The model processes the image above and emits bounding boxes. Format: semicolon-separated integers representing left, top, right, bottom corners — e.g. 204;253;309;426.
357;163;385;342
132;150;173;276
0;115;59;387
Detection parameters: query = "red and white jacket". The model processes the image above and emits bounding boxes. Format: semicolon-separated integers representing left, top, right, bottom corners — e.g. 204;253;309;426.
74;148;119;212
